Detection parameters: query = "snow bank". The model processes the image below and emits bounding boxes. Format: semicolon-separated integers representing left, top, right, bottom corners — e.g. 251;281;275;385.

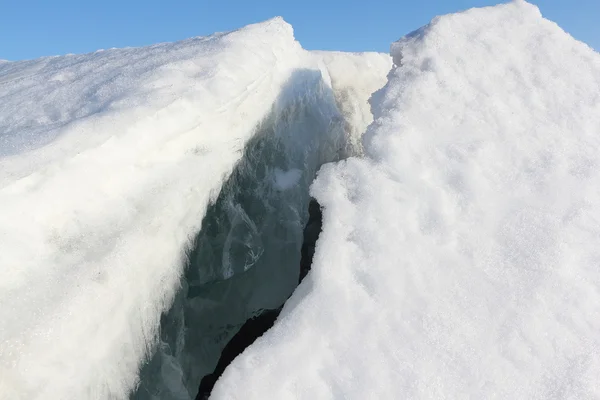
213;2;600;399
0;18;338;400
314;51;391;154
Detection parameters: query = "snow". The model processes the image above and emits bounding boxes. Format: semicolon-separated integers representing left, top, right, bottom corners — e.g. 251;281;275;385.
212;2;600;399
314;51;391;154
0;17;344;400
3;1;600;399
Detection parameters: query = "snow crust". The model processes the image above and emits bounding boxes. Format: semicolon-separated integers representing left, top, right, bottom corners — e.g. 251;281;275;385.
0;17;340;400
213;2;600;399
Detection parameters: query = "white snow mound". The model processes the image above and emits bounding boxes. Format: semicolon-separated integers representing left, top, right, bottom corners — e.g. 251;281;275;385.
0;17;333;400
213;2;600;399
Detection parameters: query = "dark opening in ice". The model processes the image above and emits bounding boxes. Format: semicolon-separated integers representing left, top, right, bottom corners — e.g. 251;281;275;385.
132;69;342;400
195;198;323;399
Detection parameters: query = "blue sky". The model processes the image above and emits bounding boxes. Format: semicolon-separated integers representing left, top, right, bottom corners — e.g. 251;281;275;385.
1;0;598;61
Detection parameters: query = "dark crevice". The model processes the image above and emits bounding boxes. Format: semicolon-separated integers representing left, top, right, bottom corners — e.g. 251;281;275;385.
299;199;323;284
132;69;343;400
195;198;323;400
195;309;280;400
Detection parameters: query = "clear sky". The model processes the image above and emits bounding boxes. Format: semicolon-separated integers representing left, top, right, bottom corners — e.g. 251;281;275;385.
1;0;598;61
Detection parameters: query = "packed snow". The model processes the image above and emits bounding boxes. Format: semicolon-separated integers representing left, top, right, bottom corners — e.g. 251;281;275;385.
212;2;600;399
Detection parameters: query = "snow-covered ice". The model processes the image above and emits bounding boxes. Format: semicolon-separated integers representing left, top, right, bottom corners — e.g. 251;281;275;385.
131;49;391;400
132;47;351;400
212;2;600;399
3;1;600;399
0;17;350;400
0;11;394;397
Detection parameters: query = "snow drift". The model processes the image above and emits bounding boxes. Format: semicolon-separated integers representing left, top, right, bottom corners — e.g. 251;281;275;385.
212;2;600;399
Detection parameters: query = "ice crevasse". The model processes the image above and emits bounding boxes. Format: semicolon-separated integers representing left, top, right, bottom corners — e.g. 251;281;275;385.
1;0;600;399
0;14;391;400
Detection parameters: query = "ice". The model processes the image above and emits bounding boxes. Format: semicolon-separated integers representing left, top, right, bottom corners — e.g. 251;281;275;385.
0;17;346;400
212;2;600;399
273;168;303;191
133;67;345;399
0;12;393;398
4;1;599;399
132;49;391;399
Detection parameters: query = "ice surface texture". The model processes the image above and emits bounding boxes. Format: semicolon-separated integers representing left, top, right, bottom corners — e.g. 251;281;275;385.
213;2;600;399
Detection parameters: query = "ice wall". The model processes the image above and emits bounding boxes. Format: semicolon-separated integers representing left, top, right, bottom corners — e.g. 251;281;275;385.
212;2;600;399
133;50;391;400
0;18;340;400
133;68;344;399
0;13;395;398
